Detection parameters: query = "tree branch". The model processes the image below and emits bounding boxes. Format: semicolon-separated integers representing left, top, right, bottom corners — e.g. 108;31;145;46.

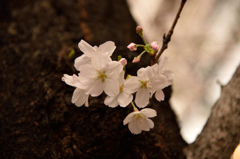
152;0;187;65
185;65;240;159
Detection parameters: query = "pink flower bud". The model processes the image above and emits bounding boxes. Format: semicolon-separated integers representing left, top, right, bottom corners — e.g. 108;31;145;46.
119;58;127;66
136;26;143;35
151;41;159;51
132;56;140;63
127;43;137;51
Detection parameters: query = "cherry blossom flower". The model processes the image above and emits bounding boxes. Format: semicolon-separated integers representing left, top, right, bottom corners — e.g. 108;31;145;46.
62;74;89;107
62;38;174;135
150;57;174;101
123;108;157;134
74;40;116;71
78;53;123;97
124;57;174;107
104;71;133;108
124;66;153;108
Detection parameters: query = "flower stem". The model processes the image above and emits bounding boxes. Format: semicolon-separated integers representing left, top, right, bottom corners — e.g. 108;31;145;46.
151;0;187;65
136;44;145;48
131;101;138;111
139;50;146;58
140;35;148;45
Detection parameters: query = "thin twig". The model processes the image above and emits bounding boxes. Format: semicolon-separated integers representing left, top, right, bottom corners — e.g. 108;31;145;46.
151;0;187;65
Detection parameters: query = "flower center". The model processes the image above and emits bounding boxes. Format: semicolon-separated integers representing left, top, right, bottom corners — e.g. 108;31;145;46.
96;70;107;82
119;84;124;92
139;80;148;88
134;114;146;124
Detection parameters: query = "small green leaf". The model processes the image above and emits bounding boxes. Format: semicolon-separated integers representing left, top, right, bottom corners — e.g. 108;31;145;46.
126;74;132;79
68;49;75;59
118;55;122;61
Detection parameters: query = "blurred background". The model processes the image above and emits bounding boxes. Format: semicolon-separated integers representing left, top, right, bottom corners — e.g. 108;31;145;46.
127;0;240;143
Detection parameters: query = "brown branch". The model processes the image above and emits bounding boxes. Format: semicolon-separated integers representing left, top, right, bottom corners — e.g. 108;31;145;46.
151;0;187;65
185;65;240;159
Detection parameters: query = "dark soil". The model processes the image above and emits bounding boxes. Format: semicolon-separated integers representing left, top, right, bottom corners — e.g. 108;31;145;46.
0;0;187;158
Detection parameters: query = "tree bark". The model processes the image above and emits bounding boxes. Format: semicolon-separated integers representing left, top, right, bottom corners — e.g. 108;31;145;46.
185;65;240;159
0;0;186;158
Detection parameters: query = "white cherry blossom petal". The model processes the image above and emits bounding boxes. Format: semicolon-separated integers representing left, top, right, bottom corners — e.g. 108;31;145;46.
150;89;156;98
140;108;157;118
84;95;89;107
128;120;142;134
104;96;118;108
93;46;98;51
78;39;94;54
123;112;137;125
104;78;119;96
78;64;97;79
75;93;89;107
85;79;104;97
151;75;169;90
135;88;150;108
137;67;147;79
146;118;154;128
105;61;123;79
118;71;125;84
71;88;89;107
98;41;116;56
137;117;151;131
62;74;75;87
137;66;152;79
72;74;86;89
91;53;111;69
155;90;165;101
118;92;133;107
71;88;81;103
74;54;91;71
123;76;140;93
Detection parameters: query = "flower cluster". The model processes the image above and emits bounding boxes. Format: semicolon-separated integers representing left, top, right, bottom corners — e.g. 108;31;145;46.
124;57;173;108
62;26;174;135
62;40;131;107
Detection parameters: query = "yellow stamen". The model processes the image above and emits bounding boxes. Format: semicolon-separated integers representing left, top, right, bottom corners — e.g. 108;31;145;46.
139;80;148;88
96;70;107;82
133;113;146;124
119;84;124;92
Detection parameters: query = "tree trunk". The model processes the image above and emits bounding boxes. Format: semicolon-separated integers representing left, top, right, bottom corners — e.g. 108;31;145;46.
0;0;186;158
185;65;240;159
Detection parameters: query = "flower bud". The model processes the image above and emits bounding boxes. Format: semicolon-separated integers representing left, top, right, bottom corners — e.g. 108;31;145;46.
151;41;159;51
136;26;143;35
132;56;140;63
127;43;137;51
119;58;127;66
